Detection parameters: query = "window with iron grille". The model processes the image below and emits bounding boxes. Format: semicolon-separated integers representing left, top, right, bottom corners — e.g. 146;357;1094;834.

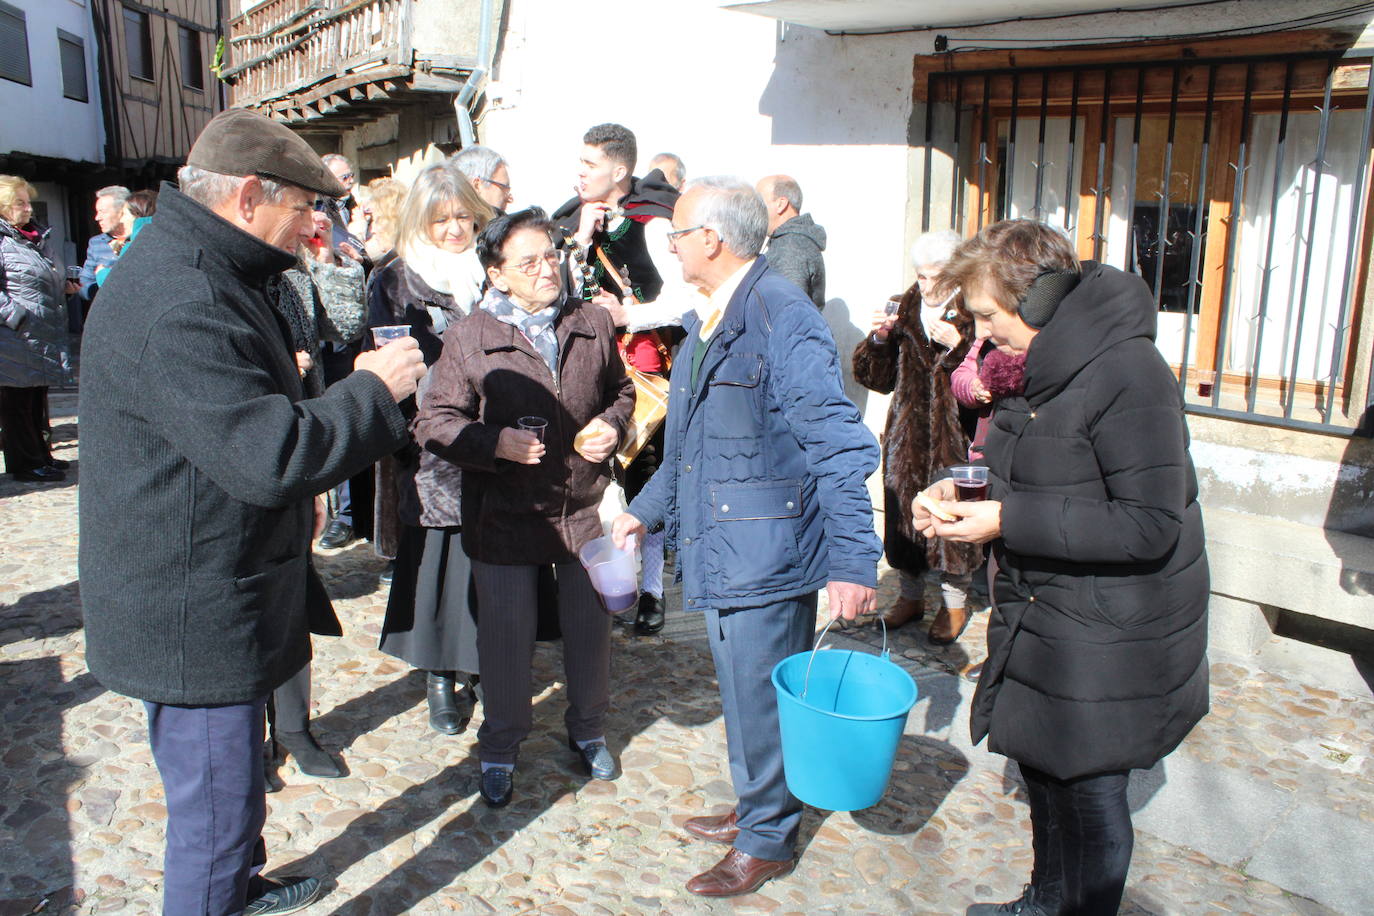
124;7;152;81
0;0;31;87
179;26;202;91
920;52;1374;435
58;29;88;102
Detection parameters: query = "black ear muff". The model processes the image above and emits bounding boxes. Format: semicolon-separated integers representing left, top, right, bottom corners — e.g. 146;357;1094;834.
1017;270;1080;329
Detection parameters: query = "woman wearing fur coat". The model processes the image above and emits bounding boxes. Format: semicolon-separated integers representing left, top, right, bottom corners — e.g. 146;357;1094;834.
852;231;982;644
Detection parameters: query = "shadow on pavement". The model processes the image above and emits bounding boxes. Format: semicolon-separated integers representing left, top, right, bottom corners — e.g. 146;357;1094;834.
288;640;723;914
852;734;969;836
0;580;82;649
0;657;105;907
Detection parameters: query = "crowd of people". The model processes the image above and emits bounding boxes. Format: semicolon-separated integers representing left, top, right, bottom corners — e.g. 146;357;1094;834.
0;103;1210;915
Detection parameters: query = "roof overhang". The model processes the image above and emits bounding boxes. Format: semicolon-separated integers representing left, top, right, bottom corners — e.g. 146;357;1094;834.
719;0;1208;33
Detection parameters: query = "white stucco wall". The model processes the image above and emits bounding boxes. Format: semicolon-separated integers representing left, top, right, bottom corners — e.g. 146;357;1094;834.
0;0;104;164
480;0;918;417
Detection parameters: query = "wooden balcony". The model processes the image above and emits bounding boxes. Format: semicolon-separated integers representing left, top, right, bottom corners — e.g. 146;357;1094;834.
224;0;466;126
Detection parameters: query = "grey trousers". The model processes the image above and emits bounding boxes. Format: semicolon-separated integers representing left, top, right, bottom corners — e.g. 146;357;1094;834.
703;592;817;861
471;559;612;765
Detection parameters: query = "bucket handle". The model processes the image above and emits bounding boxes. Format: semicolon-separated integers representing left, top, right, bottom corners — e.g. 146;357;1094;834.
800;614;888;702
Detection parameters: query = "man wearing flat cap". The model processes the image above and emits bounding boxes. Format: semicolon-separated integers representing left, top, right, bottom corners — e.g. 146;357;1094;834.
79;108;427;916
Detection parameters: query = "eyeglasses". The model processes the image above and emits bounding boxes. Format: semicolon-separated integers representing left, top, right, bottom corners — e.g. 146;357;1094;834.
482;176;511;192
500;249;565;276
666;224;706;243
336;172;354;182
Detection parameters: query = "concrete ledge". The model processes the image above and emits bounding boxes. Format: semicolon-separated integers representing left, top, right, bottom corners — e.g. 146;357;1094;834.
1204;506;1374;631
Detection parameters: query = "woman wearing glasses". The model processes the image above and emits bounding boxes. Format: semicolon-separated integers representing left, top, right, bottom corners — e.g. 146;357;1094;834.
369;164;493;735
414;207;635;808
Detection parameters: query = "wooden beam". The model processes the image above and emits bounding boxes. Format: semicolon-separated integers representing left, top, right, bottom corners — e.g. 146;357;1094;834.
914;28;1364;100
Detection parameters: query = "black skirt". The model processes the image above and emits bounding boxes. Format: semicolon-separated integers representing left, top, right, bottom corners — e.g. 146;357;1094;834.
379;525;479;674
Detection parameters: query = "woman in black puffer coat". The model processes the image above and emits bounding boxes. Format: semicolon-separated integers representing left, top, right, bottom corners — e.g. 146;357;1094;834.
912;220;1209;916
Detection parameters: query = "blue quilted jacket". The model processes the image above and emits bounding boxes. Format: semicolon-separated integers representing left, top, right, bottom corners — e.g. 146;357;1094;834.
629;257;881;611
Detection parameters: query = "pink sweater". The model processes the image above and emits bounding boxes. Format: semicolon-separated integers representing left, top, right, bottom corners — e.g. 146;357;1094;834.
951;336;988;408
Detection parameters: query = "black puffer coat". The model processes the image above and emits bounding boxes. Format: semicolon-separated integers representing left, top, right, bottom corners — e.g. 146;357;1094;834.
970;262;1209;779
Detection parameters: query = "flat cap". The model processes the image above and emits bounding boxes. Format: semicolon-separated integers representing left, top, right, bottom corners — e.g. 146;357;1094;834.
187;108;346;199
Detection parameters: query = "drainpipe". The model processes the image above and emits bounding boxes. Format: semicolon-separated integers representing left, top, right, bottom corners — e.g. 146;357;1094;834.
454;0;495;148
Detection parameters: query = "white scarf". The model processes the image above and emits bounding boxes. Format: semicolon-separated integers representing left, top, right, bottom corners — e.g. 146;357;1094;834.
403;240;485;314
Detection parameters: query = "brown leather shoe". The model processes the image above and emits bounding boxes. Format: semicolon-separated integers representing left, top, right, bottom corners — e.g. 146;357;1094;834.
684;809;739;845
928;606;969;645
686;848;794;897
880;596;924;629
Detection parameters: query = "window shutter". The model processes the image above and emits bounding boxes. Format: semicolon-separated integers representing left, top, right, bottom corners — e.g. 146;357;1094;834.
59;29;88;102
0;1;32;87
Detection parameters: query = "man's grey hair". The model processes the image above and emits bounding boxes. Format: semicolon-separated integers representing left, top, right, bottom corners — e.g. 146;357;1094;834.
649;152;685;186
321;153;352;172
96;185;130;207
910;230;962;269
764;175;802;212
684;176;768;259
176;165;294;208
450;145;506;182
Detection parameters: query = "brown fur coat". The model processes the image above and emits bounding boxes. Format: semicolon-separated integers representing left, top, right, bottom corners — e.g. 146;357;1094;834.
852;283;982;578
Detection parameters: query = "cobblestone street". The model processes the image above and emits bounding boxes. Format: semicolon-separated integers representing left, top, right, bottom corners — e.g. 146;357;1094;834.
3;393;1373;915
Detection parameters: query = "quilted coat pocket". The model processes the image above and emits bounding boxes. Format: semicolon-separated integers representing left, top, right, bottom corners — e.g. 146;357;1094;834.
708;480;804;593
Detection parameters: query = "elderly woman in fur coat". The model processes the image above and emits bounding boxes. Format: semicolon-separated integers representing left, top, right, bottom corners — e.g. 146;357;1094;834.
852;230;982;644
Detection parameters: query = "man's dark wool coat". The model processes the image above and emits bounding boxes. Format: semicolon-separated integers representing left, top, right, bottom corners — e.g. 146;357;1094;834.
78;185;408;706
972;262;1209;780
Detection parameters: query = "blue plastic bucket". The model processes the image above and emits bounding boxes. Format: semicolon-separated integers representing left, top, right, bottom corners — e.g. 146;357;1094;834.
771;619;918;811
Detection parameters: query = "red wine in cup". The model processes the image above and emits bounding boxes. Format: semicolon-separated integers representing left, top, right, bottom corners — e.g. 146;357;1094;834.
954;480;988;501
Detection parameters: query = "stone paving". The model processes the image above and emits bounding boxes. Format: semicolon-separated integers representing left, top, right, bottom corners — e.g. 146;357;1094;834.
2;391;1373;914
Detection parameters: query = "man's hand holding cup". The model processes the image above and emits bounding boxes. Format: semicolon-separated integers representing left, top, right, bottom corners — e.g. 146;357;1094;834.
354;336;426;402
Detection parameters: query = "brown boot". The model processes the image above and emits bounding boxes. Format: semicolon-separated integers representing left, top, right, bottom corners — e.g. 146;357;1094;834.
880;597;924;629
928;606;969;645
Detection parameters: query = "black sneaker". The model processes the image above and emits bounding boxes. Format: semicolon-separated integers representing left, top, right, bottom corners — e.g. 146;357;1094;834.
244;875;323;915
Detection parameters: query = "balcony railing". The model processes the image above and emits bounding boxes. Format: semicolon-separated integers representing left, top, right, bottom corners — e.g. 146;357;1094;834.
225;0;414;110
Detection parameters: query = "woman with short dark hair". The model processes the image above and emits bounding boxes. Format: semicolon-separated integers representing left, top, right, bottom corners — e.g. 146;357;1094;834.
415;207;635;808
913;219;1210;916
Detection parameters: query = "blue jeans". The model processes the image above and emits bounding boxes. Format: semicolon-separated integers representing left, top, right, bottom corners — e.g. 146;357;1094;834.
1020;763;1133;916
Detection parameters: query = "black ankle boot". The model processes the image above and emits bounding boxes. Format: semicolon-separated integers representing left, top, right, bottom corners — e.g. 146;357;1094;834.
426;671;469;734
273;729;343;778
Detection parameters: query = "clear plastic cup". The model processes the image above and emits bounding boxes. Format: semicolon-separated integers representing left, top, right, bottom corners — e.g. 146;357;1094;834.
372;325;410;347
884;297;901;316
518;416;548;442
578;534;639;615
950;465;990;501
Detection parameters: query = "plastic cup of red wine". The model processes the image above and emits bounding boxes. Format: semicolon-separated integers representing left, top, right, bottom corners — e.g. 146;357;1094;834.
950;465;989;501
518;416;548;443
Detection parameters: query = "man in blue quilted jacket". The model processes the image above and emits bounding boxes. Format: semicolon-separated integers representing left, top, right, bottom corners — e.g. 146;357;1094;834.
613;176;881;898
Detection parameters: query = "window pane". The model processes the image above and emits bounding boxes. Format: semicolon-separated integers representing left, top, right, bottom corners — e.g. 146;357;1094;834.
1104;116;1208;366
1230;111;1364;383
59;31;87;102
179;26;202;90
0;1;31;86
124;8;151;80
995;116;1085;237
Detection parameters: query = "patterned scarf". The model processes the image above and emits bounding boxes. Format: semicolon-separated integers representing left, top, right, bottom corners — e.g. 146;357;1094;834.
480;287;562;379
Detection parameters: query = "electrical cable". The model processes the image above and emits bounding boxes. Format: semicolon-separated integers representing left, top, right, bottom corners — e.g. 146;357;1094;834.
823;1;1374;40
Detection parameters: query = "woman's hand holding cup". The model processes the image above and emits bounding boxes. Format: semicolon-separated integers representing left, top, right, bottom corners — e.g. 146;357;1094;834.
497;427;545;465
